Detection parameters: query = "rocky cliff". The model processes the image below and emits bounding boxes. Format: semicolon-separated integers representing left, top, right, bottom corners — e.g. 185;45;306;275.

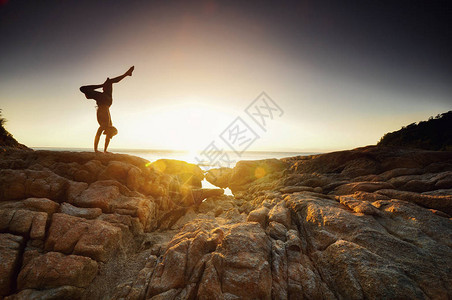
0;146;451;299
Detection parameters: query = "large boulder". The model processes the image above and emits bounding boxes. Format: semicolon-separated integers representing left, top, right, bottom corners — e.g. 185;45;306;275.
208;222;272;299
0;169;69;202
285;146;452;178
150;159;204;188
72;180;156;231
17;252;98;289
0;209;47;240
5;286;84;300
333;181;394;195
0;198;59;216
0;234;24;296
59;202;102;219
45;213;122;262
376;189;452;215
285;192;452;299
205;167;232;189
206;159;287;191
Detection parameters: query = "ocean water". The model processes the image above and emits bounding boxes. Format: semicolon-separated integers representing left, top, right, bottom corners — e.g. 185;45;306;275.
33;147;318;194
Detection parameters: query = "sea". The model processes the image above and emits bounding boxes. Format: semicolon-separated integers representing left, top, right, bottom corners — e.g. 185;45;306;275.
32;148;319;194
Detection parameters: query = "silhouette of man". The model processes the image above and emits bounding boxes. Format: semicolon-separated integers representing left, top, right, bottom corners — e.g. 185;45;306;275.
80;66;134;153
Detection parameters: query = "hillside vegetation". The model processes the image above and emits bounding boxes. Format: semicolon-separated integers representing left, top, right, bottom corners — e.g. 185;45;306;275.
378;111;452;151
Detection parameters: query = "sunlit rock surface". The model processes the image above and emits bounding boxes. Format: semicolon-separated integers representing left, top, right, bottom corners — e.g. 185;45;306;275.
1;146;451;299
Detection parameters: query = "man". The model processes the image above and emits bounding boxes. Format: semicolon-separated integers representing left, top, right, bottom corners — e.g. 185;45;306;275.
80;66;134;153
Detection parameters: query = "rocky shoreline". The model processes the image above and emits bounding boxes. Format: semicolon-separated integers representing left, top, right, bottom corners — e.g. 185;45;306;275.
0;146;451;299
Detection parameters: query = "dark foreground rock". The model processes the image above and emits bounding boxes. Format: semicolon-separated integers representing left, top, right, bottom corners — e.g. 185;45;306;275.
1;146;451;299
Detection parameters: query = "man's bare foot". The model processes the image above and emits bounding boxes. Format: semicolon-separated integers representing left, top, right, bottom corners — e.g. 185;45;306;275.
95;150;101;153
126;66;134;76
104;151;111;154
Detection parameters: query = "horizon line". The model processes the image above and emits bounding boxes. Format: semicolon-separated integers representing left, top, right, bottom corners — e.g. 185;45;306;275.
30;146;333;154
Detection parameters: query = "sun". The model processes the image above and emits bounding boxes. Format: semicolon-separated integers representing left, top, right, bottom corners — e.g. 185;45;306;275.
114;99;235;152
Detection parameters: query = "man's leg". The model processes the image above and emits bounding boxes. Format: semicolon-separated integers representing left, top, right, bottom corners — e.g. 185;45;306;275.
108;66;134;84
80;85;103;100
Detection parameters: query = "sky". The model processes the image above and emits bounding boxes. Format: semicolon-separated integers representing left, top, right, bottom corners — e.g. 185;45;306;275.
1;0;451;152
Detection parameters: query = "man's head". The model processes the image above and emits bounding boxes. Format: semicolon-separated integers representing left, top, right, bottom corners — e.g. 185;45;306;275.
104;126;118;138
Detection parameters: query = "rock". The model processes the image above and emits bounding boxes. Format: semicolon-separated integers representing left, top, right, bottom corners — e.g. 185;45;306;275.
67;181;89;203
287;246;333;299
198;195;238;217
376;189;452;215
0;169;26;200
0;169;69;202
0;234;24;296
313;240;425;299
285;230;303;252
73;180;156;230
45;213;122;262
423;188;452;196
17;252;98;289
280;185;315;193
73;180;121;211
0;198;59;215
83;159;104;179
283;173;330;188
247;206;270;228
147;222;208;297
197;260;223;299
98;160;132;186
338;196;381;215
117;256;157;300
150;159;204;188
60;202;102;219
211;222;272;299
97;213;144;236
5;286;84;300
205;167;232;189
379;167;423;180
267;221;287;241
270;240;288;299
333;181;394;195
191;188;224;204
268;201;291;229
347;191;390;201
288;146;452;176
386;171;452;193
127;165;146;191
286;192;452;299
0;209;48;239
227;159;287;190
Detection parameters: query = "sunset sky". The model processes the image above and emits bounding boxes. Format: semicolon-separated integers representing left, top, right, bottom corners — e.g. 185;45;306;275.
1;0;451;152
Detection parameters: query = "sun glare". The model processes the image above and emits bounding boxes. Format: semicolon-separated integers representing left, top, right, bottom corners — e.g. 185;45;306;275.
115;100;233;151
